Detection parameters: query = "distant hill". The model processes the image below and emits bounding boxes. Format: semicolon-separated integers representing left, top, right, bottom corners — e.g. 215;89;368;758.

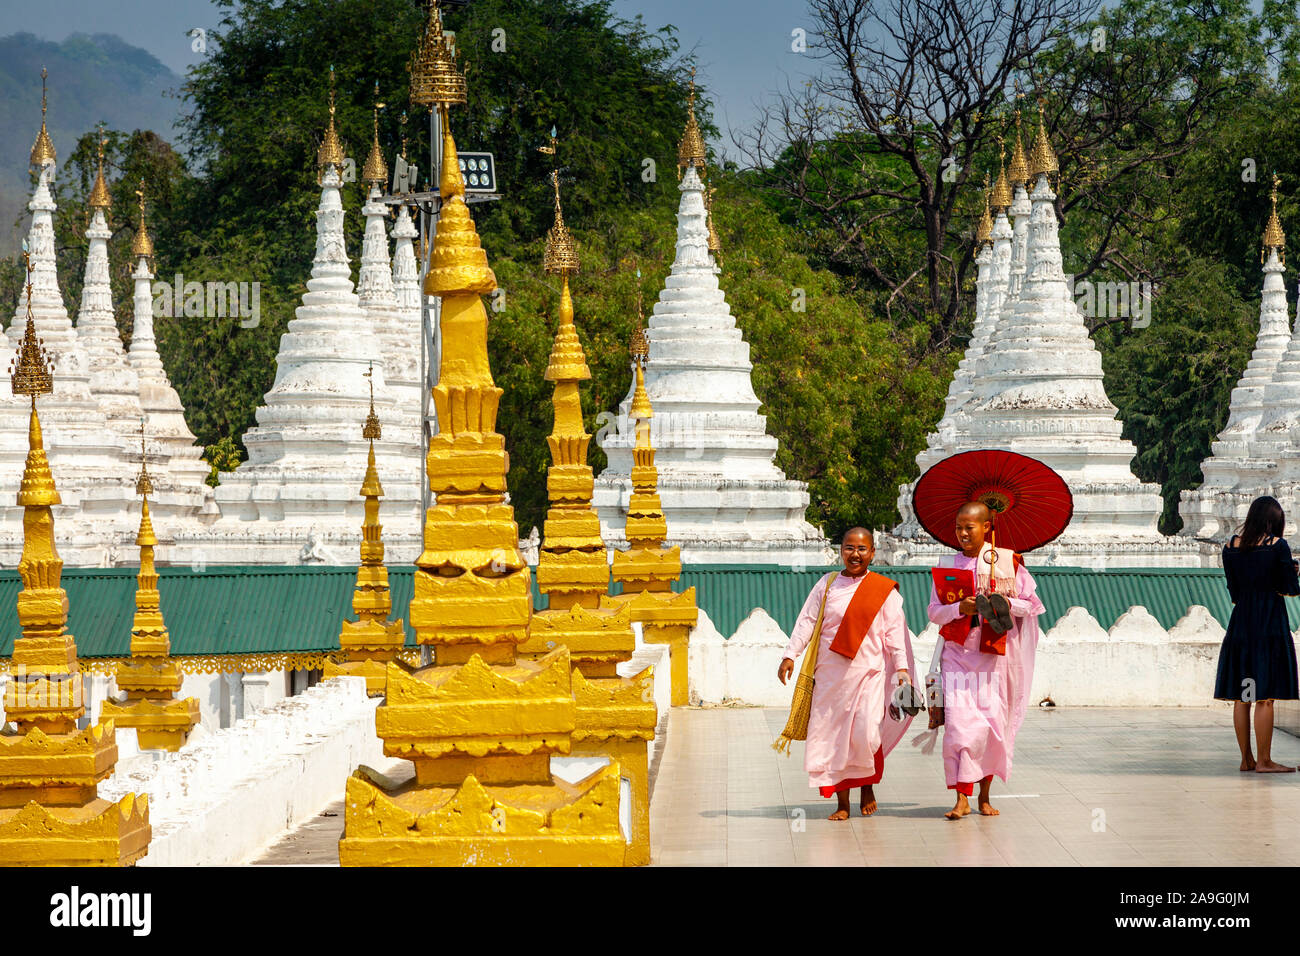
0;32;183;255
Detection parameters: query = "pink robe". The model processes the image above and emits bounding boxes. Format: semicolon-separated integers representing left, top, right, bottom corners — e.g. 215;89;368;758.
926;557;1044;789
783;572;915;790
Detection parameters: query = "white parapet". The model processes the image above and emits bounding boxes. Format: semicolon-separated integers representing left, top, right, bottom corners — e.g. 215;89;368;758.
98;676;382;866
690;602;1247;709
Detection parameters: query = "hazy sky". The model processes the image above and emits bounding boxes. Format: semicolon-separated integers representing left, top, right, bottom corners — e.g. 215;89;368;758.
0;0;818;154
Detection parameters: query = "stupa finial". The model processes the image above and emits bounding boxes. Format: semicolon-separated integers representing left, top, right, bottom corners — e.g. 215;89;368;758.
89;123;112;211
131;179;154;263
1027;100;1058;182
362;361;382;441
363;82;389;188
409;0;467;111
10;248;54;402
677;67;707;180
706;185;722;262
135;418;153;498
317;66;346;182
990;137;1013;212
543;167;579;276
976;172;994;248
1264;172;1286;265
30;67;56;169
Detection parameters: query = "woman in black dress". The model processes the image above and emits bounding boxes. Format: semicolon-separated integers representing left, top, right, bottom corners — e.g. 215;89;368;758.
1215;495;1300;772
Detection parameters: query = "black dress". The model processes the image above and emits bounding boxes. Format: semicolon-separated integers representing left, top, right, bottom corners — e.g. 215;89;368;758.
1214;537;1300;702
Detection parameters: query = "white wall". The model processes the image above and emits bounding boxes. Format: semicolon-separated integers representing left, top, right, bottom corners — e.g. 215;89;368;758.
689;603;1246;708
98;676;382;866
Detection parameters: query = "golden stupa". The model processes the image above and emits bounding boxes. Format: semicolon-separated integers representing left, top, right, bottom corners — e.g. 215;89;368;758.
515;166;656;865
324;365;406;695
99;423;201;751
339;1;623;866
600;281;698;707
0;253;150;865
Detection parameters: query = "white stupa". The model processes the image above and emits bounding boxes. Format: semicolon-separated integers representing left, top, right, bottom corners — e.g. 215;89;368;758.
0;82;136;563
886;110;1198;568
895;164;1016;536
594;88;830;565
75;139;146;439
1179;178;1291;540
177;79;421;566
356;103;423;453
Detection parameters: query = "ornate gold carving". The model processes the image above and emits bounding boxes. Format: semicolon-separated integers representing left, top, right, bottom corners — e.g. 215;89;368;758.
88;126;112;211
362;83;389;188
1264;173;1286;265
408;0;467;109
677;68;707;179
317;67;346;181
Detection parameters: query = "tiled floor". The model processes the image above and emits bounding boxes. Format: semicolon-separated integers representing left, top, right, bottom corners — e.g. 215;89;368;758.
254;705;1300;865
648;706;1300;866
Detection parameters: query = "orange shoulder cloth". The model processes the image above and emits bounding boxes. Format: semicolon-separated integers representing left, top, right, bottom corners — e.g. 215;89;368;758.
828;572;900;660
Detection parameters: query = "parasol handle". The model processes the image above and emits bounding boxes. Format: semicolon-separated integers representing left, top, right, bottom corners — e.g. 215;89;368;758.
983;518;998;594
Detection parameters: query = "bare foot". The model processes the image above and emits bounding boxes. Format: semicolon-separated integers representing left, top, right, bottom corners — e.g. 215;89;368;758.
860;786;878;816
944;793;971;820
978;799;1000;816
1240;756;1257;772
1255;759;1297;773
829;808;850;821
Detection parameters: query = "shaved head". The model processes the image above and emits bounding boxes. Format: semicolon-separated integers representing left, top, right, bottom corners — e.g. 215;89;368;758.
843;526;874;544
957;501;991;523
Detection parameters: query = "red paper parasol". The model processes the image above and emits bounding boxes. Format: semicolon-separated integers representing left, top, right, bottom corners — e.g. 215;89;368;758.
912;449;1073;553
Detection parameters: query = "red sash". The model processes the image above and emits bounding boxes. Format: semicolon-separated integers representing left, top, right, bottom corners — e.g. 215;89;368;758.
828;572;900;660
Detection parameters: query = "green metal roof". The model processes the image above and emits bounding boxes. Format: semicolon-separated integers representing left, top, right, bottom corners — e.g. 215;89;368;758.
0;562;1271;661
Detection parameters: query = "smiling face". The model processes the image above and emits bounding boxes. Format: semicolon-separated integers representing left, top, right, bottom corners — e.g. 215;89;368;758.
955;502;991;557
840;528;875;576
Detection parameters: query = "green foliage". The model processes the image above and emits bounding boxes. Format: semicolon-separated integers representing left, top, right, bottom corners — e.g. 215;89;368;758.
202;435;246;487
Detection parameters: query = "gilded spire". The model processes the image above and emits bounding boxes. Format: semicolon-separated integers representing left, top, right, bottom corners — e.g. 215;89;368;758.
30;68;56;169
409;0;467;109
423;104;496;295
131;180;154;263
975;173;994;247
363;82;389;188
1027;103;1058;182
1264;173;1286;265
135;418;153;498
990;140;1013;212
1006;110;1029;187
630;329;653;422
88;125;111;211
543;170;579;276
317;67;346;181
677;67;707;179
10;250;54;401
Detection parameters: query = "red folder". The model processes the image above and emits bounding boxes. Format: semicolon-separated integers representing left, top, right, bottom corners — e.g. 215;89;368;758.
932;567;976;645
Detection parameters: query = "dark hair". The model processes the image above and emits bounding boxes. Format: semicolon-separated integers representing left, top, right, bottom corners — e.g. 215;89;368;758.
1239;496;1285;549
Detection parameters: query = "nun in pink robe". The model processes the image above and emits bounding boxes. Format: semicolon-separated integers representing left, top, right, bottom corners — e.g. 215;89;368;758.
926;546;1045;794
782;571;916;795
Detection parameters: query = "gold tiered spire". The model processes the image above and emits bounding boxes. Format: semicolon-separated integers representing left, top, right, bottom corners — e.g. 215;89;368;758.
408;0;466;110
324;364;406;695
1006;110;1029;187
518;163;655;865
677;68;707;179
975;173;994;248
1027;102;1058;182
131;181;154;264
0;258;150;865
100;422;201;751
339;15;623;866
29;68;56;169
601;282;699;709
88;125;112;211
317;67;346;182
362;83;389;189
990;140;1013;212
1264;173;1286;265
